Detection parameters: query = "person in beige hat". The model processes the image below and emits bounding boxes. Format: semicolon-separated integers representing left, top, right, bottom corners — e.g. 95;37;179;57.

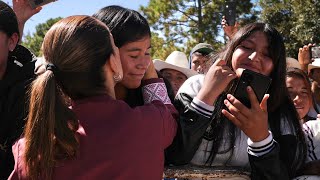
189;43;214;74
154;51;198;95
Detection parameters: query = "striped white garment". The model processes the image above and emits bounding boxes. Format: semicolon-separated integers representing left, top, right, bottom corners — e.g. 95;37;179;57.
303;120;320;163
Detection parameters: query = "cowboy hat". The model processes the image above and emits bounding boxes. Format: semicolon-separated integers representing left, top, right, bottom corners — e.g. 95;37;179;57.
286;57;301;69
154;51;198;78
308;59;320;73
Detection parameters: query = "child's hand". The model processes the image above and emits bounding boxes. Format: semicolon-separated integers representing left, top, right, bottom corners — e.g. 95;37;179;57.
143;60;158;80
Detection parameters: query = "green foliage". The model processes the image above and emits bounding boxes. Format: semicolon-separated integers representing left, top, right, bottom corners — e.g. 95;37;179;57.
22;17;62;57
259;0;320;58
140;0;257;60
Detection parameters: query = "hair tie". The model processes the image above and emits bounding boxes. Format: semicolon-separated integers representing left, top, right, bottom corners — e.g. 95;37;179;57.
46;63;57;73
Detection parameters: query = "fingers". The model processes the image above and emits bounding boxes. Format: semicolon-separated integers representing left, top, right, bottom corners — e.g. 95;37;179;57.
214;59;226;66
260;94;269;112
224;95;248;117
246;86;260;109
33;6;42;14
222;109;241;127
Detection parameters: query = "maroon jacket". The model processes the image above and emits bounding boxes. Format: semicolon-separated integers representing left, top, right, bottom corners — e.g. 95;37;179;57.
9;79;177;180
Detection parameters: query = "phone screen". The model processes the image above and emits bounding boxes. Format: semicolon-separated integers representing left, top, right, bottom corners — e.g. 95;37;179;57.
232;69;272;108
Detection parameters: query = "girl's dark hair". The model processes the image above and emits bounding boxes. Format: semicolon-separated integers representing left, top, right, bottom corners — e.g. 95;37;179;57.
0;1;20;55
92;5;151;48
24;15;113;179
0;1;19;37
206;23;306;177
286;67;313;122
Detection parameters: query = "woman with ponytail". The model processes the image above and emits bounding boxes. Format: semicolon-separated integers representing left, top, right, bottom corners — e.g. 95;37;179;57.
9;15;177;180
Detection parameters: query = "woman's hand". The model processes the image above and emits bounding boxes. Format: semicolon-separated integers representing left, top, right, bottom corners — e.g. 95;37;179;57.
222;86;270;142
196;59;236;105
143;60;158;80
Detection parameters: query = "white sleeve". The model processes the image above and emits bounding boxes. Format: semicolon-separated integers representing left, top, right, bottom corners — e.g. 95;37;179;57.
303;120;320;162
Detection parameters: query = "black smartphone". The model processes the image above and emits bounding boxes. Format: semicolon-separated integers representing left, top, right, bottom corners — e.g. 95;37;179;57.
232;69;272;108
311;46;320;59
28;0;56;9
224;0;236;26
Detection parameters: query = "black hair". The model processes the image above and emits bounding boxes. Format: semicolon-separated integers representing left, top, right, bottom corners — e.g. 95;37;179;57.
0;1;20;38
93;5;151;48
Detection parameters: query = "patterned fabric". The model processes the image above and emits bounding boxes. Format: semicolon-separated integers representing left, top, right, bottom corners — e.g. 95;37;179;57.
142;82;171;104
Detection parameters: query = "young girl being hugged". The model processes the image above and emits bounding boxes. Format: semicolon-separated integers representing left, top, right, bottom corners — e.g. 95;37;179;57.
166;23;306;179
9;15;177;180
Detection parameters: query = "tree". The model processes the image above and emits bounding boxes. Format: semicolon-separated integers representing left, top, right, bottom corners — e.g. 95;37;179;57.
259;0;320;58
139;0;257;59
22;17;62;57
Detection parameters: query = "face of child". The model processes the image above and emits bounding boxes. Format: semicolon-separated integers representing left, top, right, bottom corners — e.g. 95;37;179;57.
160;68;187;95
191;52;209;74
231;31;274;77
118;36;151;89
286;76;312;119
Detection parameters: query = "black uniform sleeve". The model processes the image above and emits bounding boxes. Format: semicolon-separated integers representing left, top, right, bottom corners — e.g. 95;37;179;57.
165;93;212;165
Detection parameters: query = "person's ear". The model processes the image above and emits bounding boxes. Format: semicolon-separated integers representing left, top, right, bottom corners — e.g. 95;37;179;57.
108;47;123;82
8;33;19;52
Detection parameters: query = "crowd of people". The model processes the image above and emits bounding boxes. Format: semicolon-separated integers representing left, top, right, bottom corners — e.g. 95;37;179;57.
0;0;319;179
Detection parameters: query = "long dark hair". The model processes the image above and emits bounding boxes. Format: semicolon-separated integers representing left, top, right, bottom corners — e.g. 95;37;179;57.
24;15;114;179
93;5;151;48
206;23;306;176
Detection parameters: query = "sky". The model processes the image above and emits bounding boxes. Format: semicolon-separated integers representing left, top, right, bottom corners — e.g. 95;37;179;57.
9;0;150;35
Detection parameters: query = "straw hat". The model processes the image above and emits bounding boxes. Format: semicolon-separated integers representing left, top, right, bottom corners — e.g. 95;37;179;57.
154;51;198;78
286;57;300;69
308;59;320;73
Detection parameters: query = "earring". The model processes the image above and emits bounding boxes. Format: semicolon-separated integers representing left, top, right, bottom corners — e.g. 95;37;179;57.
113;73;122;82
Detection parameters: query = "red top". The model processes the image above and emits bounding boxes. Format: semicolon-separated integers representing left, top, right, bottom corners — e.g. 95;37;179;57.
9;79;177;180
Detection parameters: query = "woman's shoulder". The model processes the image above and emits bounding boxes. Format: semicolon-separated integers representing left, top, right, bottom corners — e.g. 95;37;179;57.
176;74;205;98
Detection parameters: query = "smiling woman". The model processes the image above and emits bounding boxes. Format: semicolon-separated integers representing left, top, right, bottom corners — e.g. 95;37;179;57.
93;5;158;107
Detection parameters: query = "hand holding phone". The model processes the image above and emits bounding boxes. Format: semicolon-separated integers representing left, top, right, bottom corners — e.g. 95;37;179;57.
232;69;272;108
224;0;236;26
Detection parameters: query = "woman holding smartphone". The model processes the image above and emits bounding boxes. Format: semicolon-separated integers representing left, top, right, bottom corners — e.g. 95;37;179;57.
166;23;306;179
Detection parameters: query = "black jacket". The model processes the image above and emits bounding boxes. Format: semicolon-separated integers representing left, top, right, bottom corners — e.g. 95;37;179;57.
0;45;36;179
